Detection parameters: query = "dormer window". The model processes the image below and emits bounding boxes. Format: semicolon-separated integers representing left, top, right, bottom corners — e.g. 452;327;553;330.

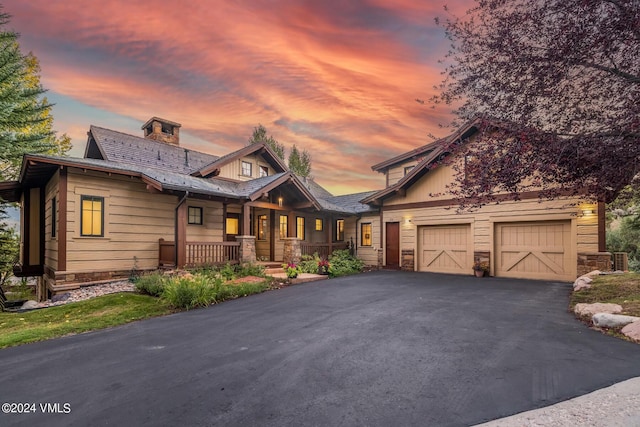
241;161;252;177
259;165;268;177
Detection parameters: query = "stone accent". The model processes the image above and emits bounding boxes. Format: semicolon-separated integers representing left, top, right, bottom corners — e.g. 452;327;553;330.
44;267;153;296
236;235;257;264
574;303;623;317
593;313;640;328
577;252;612;277
401;249;414;271
282;237;301;265
377;248;383;270
621;321;640;341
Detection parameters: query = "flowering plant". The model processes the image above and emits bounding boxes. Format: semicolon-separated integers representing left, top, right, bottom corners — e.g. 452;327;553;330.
318;259;330;274
285;262;299;278
473;260;490;272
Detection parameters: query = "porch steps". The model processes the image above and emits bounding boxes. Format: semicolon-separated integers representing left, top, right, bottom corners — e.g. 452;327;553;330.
264;267;285;275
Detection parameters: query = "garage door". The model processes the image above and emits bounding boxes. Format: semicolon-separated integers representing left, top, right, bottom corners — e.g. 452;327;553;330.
419;224;472;274
495;221;574;281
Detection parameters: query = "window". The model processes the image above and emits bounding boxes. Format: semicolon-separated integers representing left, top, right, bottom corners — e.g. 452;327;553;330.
259;165;269;178
226;217;239;235
80;196;103;237
258;215;267;240
404;166;415;175
51;197;57;238
241;161;252;177
279;215;288;239
296;216;305;240
361;223;372;246
188;207;203;225
315;218;323;231
336;219;344;241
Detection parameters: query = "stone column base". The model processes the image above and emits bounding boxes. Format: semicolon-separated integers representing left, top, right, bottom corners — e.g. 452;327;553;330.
236;235;257;264
283;238;301;265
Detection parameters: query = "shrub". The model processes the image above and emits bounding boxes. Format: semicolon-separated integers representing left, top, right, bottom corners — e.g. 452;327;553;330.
134;273;167;297
328;250;364;278
297;253;321;274
162;274;220;310
235;262;265;277
607;217;640;272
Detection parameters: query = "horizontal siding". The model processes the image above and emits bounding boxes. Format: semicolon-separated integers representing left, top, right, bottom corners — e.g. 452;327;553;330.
387;160;418;187
381;197;598;277
66;169;177;272
44;171;59;270
355;214;380;266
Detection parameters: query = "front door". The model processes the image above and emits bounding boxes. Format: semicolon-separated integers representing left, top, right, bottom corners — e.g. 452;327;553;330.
385;222;400;269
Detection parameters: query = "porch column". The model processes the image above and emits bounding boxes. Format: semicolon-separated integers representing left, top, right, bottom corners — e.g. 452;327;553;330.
176;200;187;268
327;215;333;256
283;237;301;265
287;211;296;237
236;235;256;263
242;204;251;236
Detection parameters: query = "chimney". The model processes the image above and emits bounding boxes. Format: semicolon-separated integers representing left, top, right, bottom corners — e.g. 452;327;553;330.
142;117;181;145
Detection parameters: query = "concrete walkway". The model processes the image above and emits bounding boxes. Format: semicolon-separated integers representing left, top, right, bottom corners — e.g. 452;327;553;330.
477;376;640;427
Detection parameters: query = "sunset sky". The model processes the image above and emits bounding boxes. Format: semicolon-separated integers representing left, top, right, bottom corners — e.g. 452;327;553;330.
5;0;472;194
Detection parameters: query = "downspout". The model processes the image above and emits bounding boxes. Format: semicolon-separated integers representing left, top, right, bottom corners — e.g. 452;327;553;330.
175;191;189;267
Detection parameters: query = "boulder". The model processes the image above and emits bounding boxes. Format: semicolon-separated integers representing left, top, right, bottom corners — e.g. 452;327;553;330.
592;313;640;328
20;300;39;310
583;270;602;278
621;321;640;341
51;293;71;303
574;303;622;317
573;275;593;291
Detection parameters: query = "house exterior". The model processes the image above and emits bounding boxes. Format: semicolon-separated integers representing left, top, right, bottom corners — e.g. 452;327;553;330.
357;121;609;282
0;117;610;300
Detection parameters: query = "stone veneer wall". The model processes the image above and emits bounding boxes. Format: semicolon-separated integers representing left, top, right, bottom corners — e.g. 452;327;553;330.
282;238;301;265
237;235;257;264
401;249;414;271
577;252;612;277
474;251;491;276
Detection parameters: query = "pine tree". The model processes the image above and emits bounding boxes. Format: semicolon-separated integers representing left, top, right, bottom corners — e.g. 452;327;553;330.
248;124;285;160
288;144;311;177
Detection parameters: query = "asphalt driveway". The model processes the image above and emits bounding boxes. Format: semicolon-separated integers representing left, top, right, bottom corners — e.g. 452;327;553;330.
1;271;639;426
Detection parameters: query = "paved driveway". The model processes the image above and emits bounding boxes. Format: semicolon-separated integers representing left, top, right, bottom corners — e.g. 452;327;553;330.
1;271;639;426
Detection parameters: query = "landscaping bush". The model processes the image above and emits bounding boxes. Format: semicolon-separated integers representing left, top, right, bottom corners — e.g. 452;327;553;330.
134;272;167;297
298;253;322;274
607;217;640;272
328;250;364;278
162;274;220;310
235;262;265;277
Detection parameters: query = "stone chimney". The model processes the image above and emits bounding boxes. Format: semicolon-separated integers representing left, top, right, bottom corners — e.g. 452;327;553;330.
142;117;181;145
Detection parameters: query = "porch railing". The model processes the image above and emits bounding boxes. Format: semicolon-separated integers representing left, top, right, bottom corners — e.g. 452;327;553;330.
159;239;240;267
186;241;240;267
300;242;350;259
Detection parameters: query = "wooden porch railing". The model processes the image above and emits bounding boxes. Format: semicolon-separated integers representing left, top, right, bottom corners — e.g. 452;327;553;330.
186;241;240;267
159;239;240;268
300;242;350;259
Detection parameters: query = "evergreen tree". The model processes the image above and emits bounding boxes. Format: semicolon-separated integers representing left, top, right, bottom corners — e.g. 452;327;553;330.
288;144;311;177
248;124;285;160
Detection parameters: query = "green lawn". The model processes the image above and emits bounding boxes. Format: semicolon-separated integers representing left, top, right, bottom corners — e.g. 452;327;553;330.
569;272;640;317
0;293;173;348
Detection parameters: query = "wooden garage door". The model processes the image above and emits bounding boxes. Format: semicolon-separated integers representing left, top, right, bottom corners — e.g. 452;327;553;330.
495;221;574;281
419;225;472;274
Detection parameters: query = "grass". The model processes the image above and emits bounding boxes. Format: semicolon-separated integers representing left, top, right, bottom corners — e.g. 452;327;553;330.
0;293;173;349
569;272;640;342
569;272;640;317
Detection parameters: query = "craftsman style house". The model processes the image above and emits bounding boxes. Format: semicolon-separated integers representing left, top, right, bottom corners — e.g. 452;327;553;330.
0;117;609;299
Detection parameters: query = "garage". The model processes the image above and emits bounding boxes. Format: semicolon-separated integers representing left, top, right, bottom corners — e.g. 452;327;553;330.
419;224;472;274
494;221;574;281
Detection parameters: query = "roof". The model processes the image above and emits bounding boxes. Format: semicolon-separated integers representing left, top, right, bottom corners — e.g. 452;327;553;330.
322;191;379;214
141;117;181;129
192;142;288;178
87;126;219;175
370;140;441;172
362;120;481;205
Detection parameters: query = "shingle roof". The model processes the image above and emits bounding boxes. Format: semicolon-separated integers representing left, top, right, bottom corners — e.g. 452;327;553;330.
322;191;379;214
89;126;219;175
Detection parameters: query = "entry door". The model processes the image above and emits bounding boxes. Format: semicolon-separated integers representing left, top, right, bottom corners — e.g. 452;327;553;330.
386;222;400;269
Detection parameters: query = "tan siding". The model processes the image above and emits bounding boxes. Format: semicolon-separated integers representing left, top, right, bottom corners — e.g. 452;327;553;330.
387;160;419;187
66;169;176;272
355;214;380;266
217;154;276;181
382;197;597;279
185;200;224;242
387;163;457;204
44;172;60;270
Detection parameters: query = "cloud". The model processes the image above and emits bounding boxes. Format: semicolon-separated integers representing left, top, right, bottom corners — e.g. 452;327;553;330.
5;0;470;194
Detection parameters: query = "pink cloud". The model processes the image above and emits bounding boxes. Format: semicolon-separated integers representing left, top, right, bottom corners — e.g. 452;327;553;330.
5;0;472;194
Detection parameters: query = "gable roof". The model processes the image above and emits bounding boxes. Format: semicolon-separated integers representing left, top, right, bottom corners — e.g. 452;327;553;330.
192;142;288;178
322;191;379;214
86;126;219;175
361;120;480;205
370;140;441;173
